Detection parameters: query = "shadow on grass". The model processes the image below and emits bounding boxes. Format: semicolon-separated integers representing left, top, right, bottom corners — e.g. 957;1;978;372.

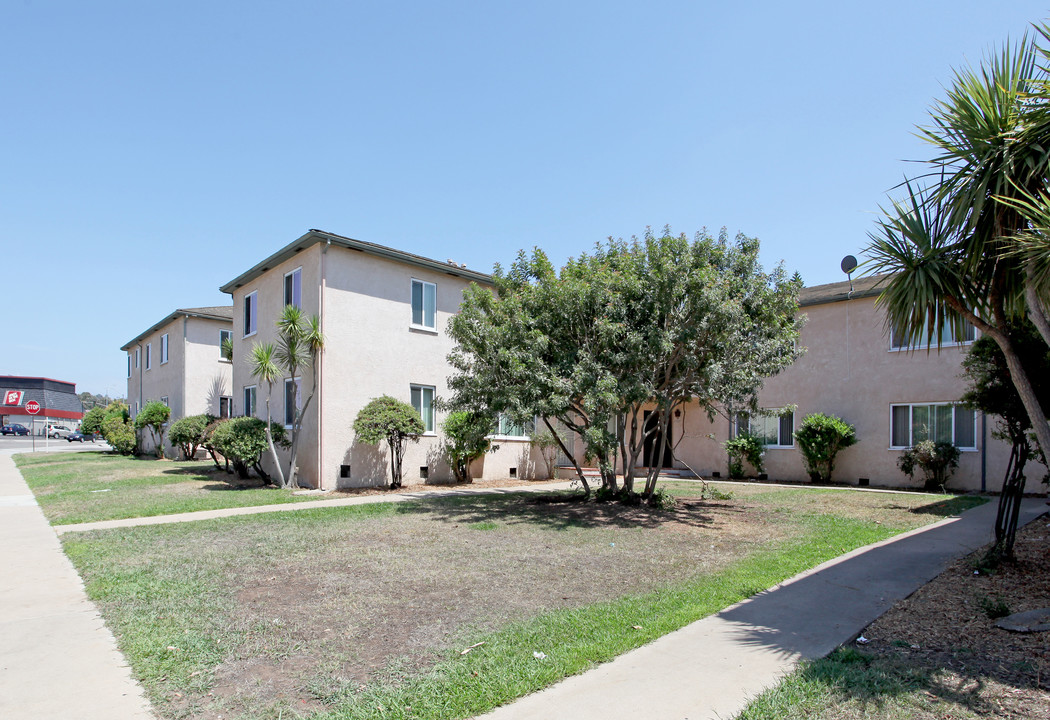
392;491;742;531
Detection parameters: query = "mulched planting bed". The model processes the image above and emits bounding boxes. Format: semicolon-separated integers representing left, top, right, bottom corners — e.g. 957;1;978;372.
856;509;1050;718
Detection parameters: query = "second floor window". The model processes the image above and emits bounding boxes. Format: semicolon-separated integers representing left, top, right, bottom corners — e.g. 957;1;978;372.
145;343;152;370
411;279;436;329
219;329;232;359
160;334;169;364
244;292;258;336
890;318;976;350
284;267;302;309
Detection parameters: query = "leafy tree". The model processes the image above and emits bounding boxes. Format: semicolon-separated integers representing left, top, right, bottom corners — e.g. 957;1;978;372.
865;28;1050;459
794;413;857;483
897;440;960;491
134;400;171;458
961;322;1050;558
441;411;495;483
247;306;325;488
447;227;802;501
80;406;106;436
168;414;215;460
353;396;424;488
209;417;288;480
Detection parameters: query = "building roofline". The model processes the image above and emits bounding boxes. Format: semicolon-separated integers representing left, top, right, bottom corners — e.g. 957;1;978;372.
0;375;78;387
120;307;233;351
218;229;494;295
798;274;891;308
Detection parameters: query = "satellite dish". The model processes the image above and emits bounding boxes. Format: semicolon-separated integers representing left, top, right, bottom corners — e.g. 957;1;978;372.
840;255;858;275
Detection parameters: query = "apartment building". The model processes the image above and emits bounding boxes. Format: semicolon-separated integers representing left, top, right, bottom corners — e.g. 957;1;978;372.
220;229;545;489
122;306;234;452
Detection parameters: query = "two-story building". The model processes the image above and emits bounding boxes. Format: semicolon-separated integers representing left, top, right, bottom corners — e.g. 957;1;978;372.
646;275;1045;492
219;229;545;489
122;306;234;454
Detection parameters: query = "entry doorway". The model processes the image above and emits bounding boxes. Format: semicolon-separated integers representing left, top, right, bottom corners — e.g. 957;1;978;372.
642;410;673;468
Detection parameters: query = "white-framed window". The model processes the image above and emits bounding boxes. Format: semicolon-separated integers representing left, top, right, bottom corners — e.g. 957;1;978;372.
135;347;140;368
890;318;976;351
160;333;169;364
145;342;152;370
890;403;976;449
243;385;257;418
734;409;794;448
284;267;302;309
160;396;169;407
219;329;232;360
284;378;301;427
219;396;232;419
244;291;258;337
411;279;437;330
495;414;534;438
127;354;132;378
410;384;435;433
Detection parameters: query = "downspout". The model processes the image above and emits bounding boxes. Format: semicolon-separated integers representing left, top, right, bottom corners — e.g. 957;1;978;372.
980;411;987;493
318;239;330;489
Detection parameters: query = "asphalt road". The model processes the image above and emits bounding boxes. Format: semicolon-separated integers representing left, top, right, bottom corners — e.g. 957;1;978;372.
0;435;111;455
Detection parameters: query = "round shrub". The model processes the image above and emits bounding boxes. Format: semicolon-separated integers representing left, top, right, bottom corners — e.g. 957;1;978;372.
794;413;857;483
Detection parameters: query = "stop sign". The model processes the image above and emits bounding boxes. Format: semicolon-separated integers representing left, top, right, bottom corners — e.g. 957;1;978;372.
25;400;41;415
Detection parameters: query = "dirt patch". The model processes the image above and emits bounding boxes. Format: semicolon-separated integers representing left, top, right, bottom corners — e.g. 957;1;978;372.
860;512;1050;717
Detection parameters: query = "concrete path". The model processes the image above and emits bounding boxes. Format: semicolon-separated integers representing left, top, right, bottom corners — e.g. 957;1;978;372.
0;453;155;720
476;496;1048;720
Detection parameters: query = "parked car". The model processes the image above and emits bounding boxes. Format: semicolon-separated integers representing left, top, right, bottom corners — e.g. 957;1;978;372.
67;430;96;443
47;424;73;439
1;424;30;436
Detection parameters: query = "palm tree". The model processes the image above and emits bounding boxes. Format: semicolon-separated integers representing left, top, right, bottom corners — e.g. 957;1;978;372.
249;342;285;488
865;28;1050;458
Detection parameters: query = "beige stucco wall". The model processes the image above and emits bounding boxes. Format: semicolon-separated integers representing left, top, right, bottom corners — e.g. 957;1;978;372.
229;245;323;484
226;242;550;490
669;294;1046;493
125;314;232;456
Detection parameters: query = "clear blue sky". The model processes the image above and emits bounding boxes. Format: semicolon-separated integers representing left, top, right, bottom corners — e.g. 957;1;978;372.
2;1;1046;397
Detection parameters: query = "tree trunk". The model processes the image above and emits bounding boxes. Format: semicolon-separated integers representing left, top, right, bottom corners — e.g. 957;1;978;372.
542;416;590;497
1025;262;1050;348
262;390;285;488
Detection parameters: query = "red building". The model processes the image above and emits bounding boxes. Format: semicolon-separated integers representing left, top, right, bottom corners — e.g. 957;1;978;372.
0;376;84;435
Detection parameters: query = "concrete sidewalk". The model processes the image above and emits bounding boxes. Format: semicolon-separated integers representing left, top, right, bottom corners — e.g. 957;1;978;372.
476;496;1048;720
0;453;155;719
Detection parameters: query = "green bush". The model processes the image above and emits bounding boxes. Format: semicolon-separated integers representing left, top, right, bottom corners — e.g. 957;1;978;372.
897;440;961;491
794;413;857;483
353;396;424;488
168;414;214;460
134;401;171;457
102;415;136;455
724;432;764;479
80;406;106;436
441;411;495;483
209;417;288;481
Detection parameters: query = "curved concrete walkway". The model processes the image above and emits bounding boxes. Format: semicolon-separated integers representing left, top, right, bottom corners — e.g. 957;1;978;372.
475;495;1048;720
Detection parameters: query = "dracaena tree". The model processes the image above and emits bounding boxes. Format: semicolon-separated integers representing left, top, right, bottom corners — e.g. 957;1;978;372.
865;27;1050;458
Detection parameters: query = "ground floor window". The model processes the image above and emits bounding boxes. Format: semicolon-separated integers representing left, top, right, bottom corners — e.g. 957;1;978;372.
495;413;534;438
284;378;301;427
410;384;435;432
890;403;976;449
734;409;794;448
243;386;257;418
219;396;232;419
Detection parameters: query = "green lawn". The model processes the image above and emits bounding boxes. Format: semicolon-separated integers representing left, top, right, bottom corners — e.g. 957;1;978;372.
15;451;323;524
60;480;985;720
